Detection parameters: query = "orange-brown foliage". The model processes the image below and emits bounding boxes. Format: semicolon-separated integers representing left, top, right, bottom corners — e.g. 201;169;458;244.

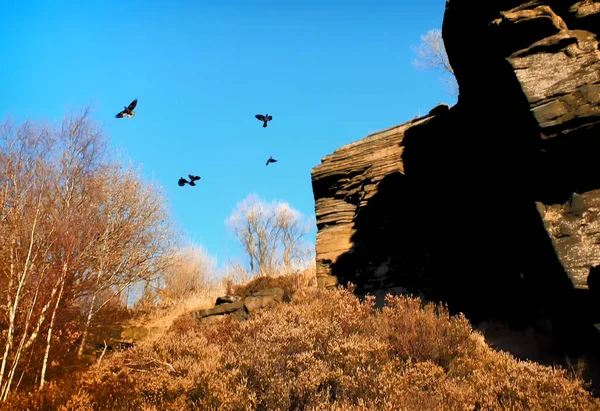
5;286;599;411
0;112;177;399
229;269;315;300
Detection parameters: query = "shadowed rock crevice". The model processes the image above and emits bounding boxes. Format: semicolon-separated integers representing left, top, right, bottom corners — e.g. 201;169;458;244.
327;172;419;292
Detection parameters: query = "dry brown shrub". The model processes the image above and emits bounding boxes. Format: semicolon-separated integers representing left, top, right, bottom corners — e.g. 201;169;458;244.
128;280;225;338
6;286;599;411
230;271;309;300
168;314;199;335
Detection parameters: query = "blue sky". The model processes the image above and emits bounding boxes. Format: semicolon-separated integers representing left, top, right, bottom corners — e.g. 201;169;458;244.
0;0;456;271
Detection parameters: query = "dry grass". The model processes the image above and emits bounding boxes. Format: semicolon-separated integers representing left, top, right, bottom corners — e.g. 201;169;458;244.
130;266;316;341
126;281;226;336
6;285;599;411
229;268;317;301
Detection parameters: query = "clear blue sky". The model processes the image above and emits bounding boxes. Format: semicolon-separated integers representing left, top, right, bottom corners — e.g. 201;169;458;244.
0;0;456;271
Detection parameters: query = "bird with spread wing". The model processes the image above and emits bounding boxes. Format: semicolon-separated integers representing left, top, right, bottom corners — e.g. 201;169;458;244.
116;99;138;118
255;113;272;128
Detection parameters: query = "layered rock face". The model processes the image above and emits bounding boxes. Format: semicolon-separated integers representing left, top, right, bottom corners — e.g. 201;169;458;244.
312;0;600;341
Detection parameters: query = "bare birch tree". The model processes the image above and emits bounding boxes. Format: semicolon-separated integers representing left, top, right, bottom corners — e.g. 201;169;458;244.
275;203;311;272
75;162;175;358
38;108;106;388
411;28;458;96
225;193;314;277
0;108;177;400
0;119;55;399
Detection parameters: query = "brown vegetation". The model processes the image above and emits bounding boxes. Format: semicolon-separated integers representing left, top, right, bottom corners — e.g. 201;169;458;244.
6;285;598;410
0;110;176;401
131;246;225;328
227;269;316;301
0;110;320;404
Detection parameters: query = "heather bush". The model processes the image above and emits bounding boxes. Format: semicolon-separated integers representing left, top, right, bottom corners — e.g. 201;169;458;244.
6;286;599;410
229;272;306;300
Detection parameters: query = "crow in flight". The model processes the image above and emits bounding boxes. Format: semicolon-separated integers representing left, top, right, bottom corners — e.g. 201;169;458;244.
116;99;138;118
266;156;277;166
255;114;272;128
179;175;200;187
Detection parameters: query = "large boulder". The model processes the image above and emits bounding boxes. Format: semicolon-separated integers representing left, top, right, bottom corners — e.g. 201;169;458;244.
189;301;247;323
311;0;600;336
188;287;291;324
244;287;289;313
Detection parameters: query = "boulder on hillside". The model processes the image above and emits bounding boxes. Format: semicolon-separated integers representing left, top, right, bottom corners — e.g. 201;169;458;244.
216;295;241;305
189;301;247;323
188;286;292;324
244;287;289;313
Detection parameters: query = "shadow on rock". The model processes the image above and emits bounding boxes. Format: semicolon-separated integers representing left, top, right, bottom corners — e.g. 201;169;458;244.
328;54;600;391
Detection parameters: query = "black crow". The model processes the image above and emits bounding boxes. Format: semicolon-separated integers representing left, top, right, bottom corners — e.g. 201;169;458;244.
255;113;272;128
266;156;277;166
187;175;200;186
116;99;138;118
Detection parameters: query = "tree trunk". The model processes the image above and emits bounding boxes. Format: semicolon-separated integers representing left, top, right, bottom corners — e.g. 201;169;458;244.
0;248;16;397
283;250;291;272
0;207;39;400
77;263;104;359
1;278;42;401
76;292;97;359
39;262;67;389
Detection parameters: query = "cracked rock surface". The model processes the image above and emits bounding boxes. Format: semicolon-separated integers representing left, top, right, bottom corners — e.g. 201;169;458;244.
311;0;600;307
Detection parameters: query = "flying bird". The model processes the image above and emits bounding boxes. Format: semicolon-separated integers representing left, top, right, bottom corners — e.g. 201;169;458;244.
187;174;200;186
255;113;273;128
266;156;277;166
179;175;200;187
116;99;138;118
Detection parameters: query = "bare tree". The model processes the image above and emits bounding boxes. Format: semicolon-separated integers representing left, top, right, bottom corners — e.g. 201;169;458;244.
0;118;56;399
0;109;177;400
226;194;274;276
75;161;175;359
225;193;314;277
39;108;106;387
411;29;458;96
275;203;312;272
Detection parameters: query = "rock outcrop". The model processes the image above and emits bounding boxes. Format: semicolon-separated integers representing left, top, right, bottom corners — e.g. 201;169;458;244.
311;0;600;376
189;287;290;323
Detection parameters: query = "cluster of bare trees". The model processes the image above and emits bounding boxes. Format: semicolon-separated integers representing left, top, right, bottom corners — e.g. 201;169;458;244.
412;28;458;96
226;193;314;277
0;109;175;400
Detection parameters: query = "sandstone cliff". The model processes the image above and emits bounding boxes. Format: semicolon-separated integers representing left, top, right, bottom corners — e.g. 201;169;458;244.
311;0;600;363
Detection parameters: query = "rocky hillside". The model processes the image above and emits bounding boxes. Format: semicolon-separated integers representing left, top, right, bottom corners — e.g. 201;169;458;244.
311;0;600;378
